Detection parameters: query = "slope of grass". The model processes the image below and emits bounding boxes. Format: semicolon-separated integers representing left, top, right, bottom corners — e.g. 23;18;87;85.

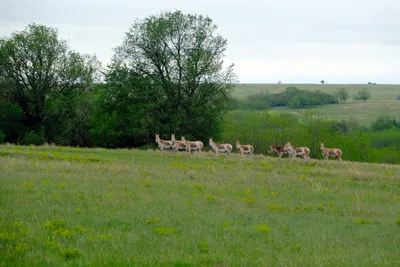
232;83;400;125
232;83;400;101
269;100;400;125
1;144;400;266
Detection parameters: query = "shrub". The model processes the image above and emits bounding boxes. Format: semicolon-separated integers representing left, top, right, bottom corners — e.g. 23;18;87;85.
21;131;46;145
0;130;5;143
357;88;371;102
370;116;397;131
337;88;349;102
369;147;400;164
369;129;400;148
236;86;338;110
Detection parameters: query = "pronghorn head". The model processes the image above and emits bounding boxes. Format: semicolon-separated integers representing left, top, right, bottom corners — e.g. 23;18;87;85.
236;140;241;148
320;143;325;151
155;133;160;144
171;134;176;144
284;141;293;151
209;138;214;146
268;145;273;153
181;136;186;142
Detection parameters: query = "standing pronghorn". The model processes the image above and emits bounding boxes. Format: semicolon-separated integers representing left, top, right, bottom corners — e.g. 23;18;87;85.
236;140;254;157
283;141;311;160
171;134;186;152
268;145;289;158
185;139;204;156
320;143;342;161
155;134;175;156
209;138;232;157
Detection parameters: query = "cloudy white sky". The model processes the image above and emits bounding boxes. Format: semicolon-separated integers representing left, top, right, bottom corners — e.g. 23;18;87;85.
1;0;399;83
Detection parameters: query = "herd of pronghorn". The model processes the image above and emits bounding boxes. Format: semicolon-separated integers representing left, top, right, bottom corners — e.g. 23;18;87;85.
155;134;343;161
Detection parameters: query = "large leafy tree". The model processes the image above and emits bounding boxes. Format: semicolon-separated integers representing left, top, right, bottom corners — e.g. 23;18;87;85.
357;88;371;103
107;10;237;145
90;66;162;148
0;23;100;143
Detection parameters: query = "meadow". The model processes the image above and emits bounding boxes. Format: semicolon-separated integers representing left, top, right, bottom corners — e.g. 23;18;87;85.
232;83;400;101
232;83;400;125
1;144;400;266
270;101;400;125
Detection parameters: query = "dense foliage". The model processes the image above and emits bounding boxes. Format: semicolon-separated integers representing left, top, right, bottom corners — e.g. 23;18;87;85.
99;10;236;146
231;86;339;110
1;11;236;147
0;23;100;145
0;18;399;165
221;110;400;164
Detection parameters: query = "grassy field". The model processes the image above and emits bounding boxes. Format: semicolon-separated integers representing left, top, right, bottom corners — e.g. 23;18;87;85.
270;100;400;125
1;144;400;266
232;83;400;125
232;83;400;100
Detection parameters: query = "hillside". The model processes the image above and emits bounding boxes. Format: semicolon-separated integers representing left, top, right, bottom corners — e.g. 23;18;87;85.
232;83;400;125
1;144;399;266
232;83;400;100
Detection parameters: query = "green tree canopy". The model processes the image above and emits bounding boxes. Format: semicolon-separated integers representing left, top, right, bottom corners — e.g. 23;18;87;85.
337;88;349;102
105;10;237;144
0;23;100;142
357;88;371;103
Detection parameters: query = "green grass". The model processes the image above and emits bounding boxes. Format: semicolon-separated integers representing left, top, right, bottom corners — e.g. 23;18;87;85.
270;100;400;125
232;83;400;100
1;144;400;266
232;83;400;125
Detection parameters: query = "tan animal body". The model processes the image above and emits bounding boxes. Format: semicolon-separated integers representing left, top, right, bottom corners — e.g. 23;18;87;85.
284;142;311;160
155;134;175;156
209;138;232;157
320;143;342;161
171;134;186;152
268;145;289;158
236;140;254;157
185;139;204;156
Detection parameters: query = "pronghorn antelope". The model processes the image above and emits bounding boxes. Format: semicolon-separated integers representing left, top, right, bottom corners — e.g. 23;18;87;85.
283;142;311;160
185;139;204;156
236;140;254;157
155;134;175;156
320;143;342;161
268;145;289;158
209;138;232;157
171;134;186;152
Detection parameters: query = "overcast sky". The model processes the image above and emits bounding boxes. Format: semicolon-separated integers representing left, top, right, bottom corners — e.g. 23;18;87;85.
1;0;399;83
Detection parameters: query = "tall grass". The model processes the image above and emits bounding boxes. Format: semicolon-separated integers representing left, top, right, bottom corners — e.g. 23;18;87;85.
221;109;399;164
1;144;399;266
231;84;400;125
232;83;400;101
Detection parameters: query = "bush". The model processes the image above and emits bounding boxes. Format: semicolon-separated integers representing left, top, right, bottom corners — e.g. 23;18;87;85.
369;147;400;164
370;116;397;131
229;98;270;110
396;95;400;100
369;129;400;148
234;86;338;110
0;130;6;143
21;131;46;146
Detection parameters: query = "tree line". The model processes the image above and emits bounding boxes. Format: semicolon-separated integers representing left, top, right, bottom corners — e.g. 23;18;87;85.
0;10;397;165
231;86;373;111
0;11;236;148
